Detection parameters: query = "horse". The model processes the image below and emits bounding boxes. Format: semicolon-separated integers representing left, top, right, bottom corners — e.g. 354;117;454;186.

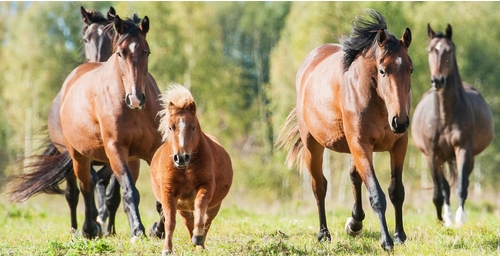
411;24;493;227
148;84;233;254
8;13;162;239
276;9;413;250
6;6;128;237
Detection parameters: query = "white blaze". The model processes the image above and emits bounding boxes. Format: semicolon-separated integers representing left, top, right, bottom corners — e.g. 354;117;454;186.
178;119;186;148
396;57;402;71
129;42;137;53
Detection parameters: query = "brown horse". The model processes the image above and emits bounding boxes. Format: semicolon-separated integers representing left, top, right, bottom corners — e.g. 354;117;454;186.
148;84;233;254
8;14;162;239
411;24;493;227
277;9;413;250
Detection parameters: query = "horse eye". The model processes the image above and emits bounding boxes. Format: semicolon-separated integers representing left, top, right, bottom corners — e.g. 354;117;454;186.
191;126;196;131
410;68;414;74
117;51;122;58
169;126;173;131
379;69;386;76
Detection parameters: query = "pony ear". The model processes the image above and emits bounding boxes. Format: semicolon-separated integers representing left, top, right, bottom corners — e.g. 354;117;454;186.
401;27;412;48
445;23;452;39
427;23;436;39
377;29;387;47
188;102;197;115
80;6;92;25
107;7;116;22
140;16;150;35
114;15;125;34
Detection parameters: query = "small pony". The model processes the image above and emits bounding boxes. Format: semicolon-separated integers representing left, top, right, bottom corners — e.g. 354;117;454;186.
149;84;233;254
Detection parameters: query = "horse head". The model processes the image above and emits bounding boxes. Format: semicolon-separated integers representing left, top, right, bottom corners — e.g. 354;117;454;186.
427;24;455;90
374;27;413;134
112;14;151;109
158;85;200;169
80;6;115;62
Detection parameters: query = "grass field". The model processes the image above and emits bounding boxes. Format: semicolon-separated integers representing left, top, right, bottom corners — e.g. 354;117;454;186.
1;165;499;255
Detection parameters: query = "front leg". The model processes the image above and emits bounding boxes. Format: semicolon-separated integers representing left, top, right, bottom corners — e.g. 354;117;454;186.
388;136;407;244
192;187;213;247
345;160;365;237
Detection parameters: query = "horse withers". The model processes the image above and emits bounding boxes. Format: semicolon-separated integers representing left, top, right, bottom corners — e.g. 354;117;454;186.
411;24;493;227
277;9;413;250
149;84;233;255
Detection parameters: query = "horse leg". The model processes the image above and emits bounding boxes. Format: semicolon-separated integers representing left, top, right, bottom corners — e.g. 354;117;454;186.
95;164;111;234
352;145;392;250
70;151;101;239
388;139;407;244
65;171;79;233
345;160;364;237
105;172;121;236
441;161;453;226
107;149;145;239
427;156;449;225
303;136;330;242
178;210;194;243
454;149;473;226
161;195;177;254
150;200;165;239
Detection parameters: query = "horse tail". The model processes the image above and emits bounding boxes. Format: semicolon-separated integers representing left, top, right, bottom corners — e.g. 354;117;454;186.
6;140;73;203
275;107;304;170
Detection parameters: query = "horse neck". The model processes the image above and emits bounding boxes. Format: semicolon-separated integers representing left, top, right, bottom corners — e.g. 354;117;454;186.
436;57;466;120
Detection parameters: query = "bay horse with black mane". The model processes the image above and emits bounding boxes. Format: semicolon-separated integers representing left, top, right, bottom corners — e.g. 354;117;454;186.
411;24;493;227
7;13;162;239
149;84;233;254
277;9;413;250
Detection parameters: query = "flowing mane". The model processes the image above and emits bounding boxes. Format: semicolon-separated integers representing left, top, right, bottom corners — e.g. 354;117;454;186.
158;84;196;141
339;9;401;71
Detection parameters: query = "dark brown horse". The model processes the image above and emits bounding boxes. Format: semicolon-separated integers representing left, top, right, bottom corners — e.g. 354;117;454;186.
411;24;493;227
277;10;413;250
8;14;162;239
149;84;233;254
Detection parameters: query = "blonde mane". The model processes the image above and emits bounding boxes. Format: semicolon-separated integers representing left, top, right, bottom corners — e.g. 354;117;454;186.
157;84;196;141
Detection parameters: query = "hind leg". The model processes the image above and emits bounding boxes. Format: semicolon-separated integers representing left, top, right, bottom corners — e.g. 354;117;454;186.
427;156;450;225
65;171;79;233
345;160;365;237
105;173;121;235
95;164;112;234
150;200;165;239
454;149;473;226
178;210;194;244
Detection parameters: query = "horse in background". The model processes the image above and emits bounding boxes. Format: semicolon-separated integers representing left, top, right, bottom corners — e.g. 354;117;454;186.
8;13;162;239
277;9;413;250
411;24;493;227
149;84;233;254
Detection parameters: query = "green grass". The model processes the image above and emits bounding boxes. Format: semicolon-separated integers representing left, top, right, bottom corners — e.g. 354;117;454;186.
1;168;499;255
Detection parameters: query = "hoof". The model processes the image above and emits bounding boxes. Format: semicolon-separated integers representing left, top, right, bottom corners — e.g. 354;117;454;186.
162;249;172;256
394;231;407;245
381;242;394;251
192;235;205;246
96;217;108;235
317;228;331;242
345;217;363;237
82;222;102;239
149;222;164;239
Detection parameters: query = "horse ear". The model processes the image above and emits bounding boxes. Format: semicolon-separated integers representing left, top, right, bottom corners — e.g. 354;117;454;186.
168;102;176;113
189;102;197;115
80;6;92;25
377;29;387;47
427;23;436;39
446;23;452;39
107;7;116;22
140;16;150;35
114;15;125;34
401;27;412;48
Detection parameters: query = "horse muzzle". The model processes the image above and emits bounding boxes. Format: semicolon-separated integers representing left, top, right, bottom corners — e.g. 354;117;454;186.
430;75;446;90
391;115;410;134
125;93;146;109
173;153;191;169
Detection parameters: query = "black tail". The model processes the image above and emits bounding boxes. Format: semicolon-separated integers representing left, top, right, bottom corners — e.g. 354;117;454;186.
6;140;73;203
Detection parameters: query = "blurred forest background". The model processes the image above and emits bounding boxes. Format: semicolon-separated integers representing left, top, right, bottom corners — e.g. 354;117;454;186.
0;2;499;209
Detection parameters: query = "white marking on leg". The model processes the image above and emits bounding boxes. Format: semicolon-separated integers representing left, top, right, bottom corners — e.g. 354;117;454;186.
455;206;466;226
443;204;454;227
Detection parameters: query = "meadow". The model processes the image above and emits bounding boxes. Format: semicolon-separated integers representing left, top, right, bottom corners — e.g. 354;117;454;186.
1;164;499;255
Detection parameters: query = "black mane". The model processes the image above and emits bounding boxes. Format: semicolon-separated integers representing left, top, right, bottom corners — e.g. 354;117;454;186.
339;9;401;71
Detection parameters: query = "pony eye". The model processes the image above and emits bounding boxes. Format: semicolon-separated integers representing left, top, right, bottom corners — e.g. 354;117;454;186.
191;126;196;131
168;126;173;131
379;69;386;76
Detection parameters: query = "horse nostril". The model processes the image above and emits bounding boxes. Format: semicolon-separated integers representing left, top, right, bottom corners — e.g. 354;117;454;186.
173;154;179;164
185;154;190;163
139;93;146;107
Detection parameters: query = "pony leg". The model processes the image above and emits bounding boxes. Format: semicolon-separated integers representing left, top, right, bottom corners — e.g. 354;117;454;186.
303;136;330;242
388;139;407;244
352;146;392;250
65;171;79;233
192;188;212;246
454;149;473;226
345;160;364;237
161;195;177;254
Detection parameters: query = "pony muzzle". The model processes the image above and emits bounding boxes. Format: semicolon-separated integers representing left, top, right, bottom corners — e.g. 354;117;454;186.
391;115;410;134
173;153;191;168
125;92;146;109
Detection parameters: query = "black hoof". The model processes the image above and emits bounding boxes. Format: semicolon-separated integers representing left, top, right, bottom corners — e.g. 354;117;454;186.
82;222;102;239
394;231;407;245
317;228;331;242
149;222;164;239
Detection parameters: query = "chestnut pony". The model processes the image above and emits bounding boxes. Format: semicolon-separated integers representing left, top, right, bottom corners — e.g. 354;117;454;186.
149;84;233;254
411;24;493;227
277;10;413;250
7;6;132;237
8;14;162;239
